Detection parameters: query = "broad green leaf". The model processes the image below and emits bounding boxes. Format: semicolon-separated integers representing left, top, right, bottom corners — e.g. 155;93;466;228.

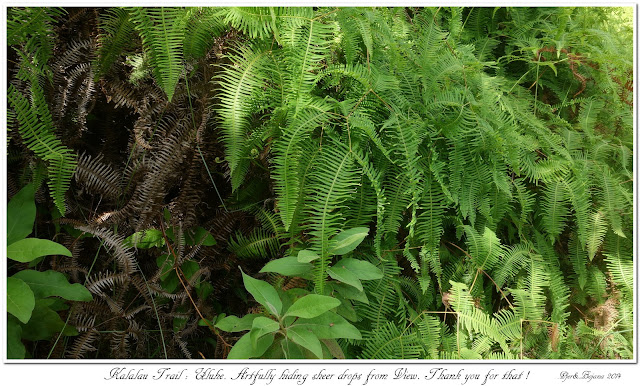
174;315;188;332
287;325;323;358
161;271;180;293
182;260;201;286
7;316;26;359
12;270;92;301
280;288;308;324
7;277;35;323
281;337;306;359
227;332;274;359
21;300;78;341
329;227;369;255
186;227;217;246
285;294;340;319
292;312;362;340
42;297;70;312
260;255;312;277
241;269;282;316
297;249;320;263
165;226;176;241
215;314;259;332
250;317;280;348
336;296;357;322
321;338;346;359
7;238;72;262
156;255;199;292
7;183;36;245
196;281;214;300
124;229;165;249
156;254;175;280
331;282;369;304
334;258;383;280
327;266;362;291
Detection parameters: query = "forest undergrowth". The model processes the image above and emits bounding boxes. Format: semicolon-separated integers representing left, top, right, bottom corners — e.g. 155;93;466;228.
5;6;634;359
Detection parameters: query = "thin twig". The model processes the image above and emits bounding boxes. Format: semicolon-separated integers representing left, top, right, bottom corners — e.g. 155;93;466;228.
160;221;231;350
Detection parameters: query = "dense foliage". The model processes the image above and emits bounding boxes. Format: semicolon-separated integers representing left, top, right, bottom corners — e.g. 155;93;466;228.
5;7;633;359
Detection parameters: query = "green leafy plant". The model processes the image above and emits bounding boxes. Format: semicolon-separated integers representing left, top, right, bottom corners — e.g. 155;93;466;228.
216;227;380;358
7;184;93;359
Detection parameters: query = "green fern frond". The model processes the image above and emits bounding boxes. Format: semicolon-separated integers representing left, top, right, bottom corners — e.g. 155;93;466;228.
350;147;388;258
463;226;503;273
335;9;366;64
449;282;511;355
228;229;281;259
222;7;313;41
357;256;402;330
272;99;333;231
347;111;392;161
254;208;285;238
8;84;76;214
280;18;333;106
130;7;187;101
568;234;588;290
595;167;626;238
540;180;570;242
510;252;549;321
494;309;522;342
381;170;411;241
305;142;360;293
546;259;571;325
96;7;135;76
577;97;604;138
603;233;633;295
493;243;531;288
520;152;568;183
416;314;442;359
215;43;272;189
585;210;607;260
222;7;277;39
183;8;225;60
7;7;64;76
385;114;425;239
359;321;423;359
565;170;592;246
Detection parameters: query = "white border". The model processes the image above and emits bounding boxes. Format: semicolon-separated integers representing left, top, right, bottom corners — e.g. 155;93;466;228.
1;2;638;385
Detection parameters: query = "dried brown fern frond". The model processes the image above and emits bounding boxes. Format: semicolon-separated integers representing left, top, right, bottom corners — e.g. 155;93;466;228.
73;314;97;332
67;329;99;359
89;205;135;227
170;151;204;229
54;235;87;282
101;75;143;110
75;152;124;200
85;271;130;295
123;304;151;320
110;330;130;359
130;130;193;230
72;224;137;274
102;293;126;316
145;282;188;301
129;276;166;311
51;39;97;134
133;115;155;150
174;333;192;359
